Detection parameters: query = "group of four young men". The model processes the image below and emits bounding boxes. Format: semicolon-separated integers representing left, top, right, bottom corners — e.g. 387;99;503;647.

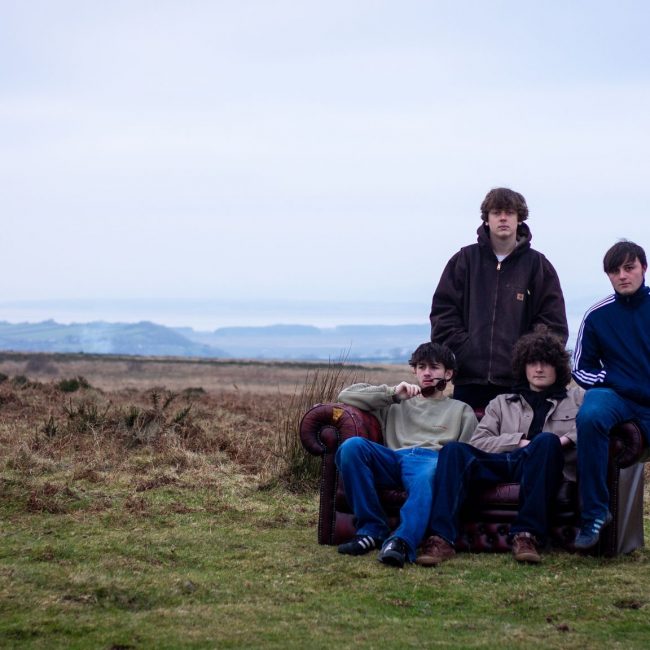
335;187;650;567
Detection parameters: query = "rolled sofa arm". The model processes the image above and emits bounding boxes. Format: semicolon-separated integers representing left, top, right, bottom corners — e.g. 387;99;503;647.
610;421;649;468
299;402;384;456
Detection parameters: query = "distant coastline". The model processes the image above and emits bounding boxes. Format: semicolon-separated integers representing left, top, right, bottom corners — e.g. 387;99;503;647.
0;319;427;363
0;314;584;363
0;296;596;363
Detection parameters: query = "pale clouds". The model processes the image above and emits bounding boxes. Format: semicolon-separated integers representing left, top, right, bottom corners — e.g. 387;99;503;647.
1;1;649;325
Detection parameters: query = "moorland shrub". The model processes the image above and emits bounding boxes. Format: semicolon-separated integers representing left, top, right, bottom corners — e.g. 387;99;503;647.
274;359;365;490
57;376;92;393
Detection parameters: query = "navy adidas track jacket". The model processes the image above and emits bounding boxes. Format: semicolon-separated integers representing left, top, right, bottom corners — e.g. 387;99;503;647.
572;284;650;406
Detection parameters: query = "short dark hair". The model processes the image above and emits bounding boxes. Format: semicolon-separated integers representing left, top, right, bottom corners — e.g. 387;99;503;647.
409;342;457;374
480;187;529;222
512;325;571;388
603;240;647;274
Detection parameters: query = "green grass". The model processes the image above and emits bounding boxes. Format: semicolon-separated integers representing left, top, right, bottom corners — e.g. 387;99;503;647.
2;467;650;649
1;374;649;649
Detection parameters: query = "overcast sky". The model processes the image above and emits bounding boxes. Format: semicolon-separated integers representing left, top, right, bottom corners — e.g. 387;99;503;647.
2;1;649;329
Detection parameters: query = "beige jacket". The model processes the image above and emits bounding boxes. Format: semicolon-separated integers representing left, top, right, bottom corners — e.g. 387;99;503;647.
469;385;584;481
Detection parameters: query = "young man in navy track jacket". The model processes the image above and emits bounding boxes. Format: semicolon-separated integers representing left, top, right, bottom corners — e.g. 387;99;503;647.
572;240;650;549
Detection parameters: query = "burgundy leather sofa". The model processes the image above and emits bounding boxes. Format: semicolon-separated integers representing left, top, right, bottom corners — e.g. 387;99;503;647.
299;402;648;557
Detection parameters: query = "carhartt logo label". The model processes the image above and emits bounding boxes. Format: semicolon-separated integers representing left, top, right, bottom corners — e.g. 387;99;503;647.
516;293;525;301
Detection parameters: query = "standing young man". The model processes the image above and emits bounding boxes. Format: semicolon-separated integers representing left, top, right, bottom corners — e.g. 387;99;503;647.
572;240;650;549
430;187;568;410
335;343;477;568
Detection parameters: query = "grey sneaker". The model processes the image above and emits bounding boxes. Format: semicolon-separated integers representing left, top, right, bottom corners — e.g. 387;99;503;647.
574;511;613;550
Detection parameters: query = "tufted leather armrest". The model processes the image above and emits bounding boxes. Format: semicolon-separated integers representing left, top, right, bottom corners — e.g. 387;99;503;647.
299;402;384;456
609;421;648;468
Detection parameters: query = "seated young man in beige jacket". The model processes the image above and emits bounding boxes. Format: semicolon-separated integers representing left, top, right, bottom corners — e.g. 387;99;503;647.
417;326;582;566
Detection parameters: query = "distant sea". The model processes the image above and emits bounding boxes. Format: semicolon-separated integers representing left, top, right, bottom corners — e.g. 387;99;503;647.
0;299;429;330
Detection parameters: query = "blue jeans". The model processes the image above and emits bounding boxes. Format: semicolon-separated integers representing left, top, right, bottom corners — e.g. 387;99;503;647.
335;437;439;561
428;433;564;545
577;388;650;524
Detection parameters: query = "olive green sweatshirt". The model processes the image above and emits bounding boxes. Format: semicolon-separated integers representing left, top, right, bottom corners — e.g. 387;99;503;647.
337;383;478;450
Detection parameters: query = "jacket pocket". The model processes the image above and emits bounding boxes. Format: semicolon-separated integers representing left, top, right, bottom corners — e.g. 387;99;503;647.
549;408;578;422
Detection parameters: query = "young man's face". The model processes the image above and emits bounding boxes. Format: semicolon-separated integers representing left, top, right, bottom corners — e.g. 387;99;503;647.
412;361;453;390
525;361;557;392
487;208;519;242
607;256;646;296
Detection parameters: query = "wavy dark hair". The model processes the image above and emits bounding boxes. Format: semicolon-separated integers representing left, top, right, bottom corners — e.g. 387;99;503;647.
409;342;457;374
480;187;529;222
512;326;571;388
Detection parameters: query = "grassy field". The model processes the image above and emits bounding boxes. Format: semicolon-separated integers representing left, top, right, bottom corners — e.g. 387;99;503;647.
1;353;649;649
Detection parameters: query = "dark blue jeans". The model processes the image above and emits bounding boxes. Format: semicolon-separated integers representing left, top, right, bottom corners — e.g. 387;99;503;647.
335;437;439;561
428;433;564;545
577;388;650;525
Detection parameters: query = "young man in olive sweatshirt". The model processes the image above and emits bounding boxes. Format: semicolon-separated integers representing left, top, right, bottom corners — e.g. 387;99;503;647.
335;342;477;567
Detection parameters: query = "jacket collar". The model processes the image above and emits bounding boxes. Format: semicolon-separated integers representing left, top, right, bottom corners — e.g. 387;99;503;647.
614;283;650;306
507;384;567;403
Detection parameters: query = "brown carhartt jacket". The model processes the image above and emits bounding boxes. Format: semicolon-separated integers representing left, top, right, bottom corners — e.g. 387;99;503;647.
430;222;568;387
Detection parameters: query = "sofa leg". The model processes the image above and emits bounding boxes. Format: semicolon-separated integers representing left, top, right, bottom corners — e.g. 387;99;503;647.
615;463;645;555
601;462;645;556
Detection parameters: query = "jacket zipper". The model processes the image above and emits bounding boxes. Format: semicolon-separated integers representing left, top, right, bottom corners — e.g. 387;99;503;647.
487;260;502;381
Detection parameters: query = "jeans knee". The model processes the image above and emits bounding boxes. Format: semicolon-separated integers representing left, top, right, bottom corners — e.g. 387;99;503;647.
576;402;599;429
534;431;561;448
439;441;465;460
577;388;620;430
529;432;563;459
336;436;369;467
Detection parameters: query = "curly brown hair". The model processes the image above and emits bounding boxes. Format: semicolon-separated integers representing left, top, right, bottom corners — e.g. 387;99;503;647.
511;326;571;388
480;187;529;222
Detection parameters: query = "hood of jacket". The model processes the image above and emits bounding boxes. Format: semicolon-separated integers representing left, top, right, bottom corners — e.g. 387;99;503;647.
476;221;532;260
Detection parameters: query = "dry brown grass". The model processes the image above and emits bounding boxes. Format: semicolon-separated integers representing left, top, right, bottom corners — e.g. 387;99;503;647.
0;353;407;494
0;351;405;394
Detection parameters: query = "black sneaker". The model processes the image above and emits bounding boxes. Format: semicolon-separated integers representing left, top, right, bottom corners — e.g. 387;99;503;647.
378;537;408;568
574;511;613;550
337;535;380;556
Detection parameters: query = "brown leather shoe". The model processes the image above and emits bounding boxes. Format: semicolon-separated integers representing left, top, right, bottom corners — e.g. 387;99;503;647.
512;532;541;564
416;535;455;566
